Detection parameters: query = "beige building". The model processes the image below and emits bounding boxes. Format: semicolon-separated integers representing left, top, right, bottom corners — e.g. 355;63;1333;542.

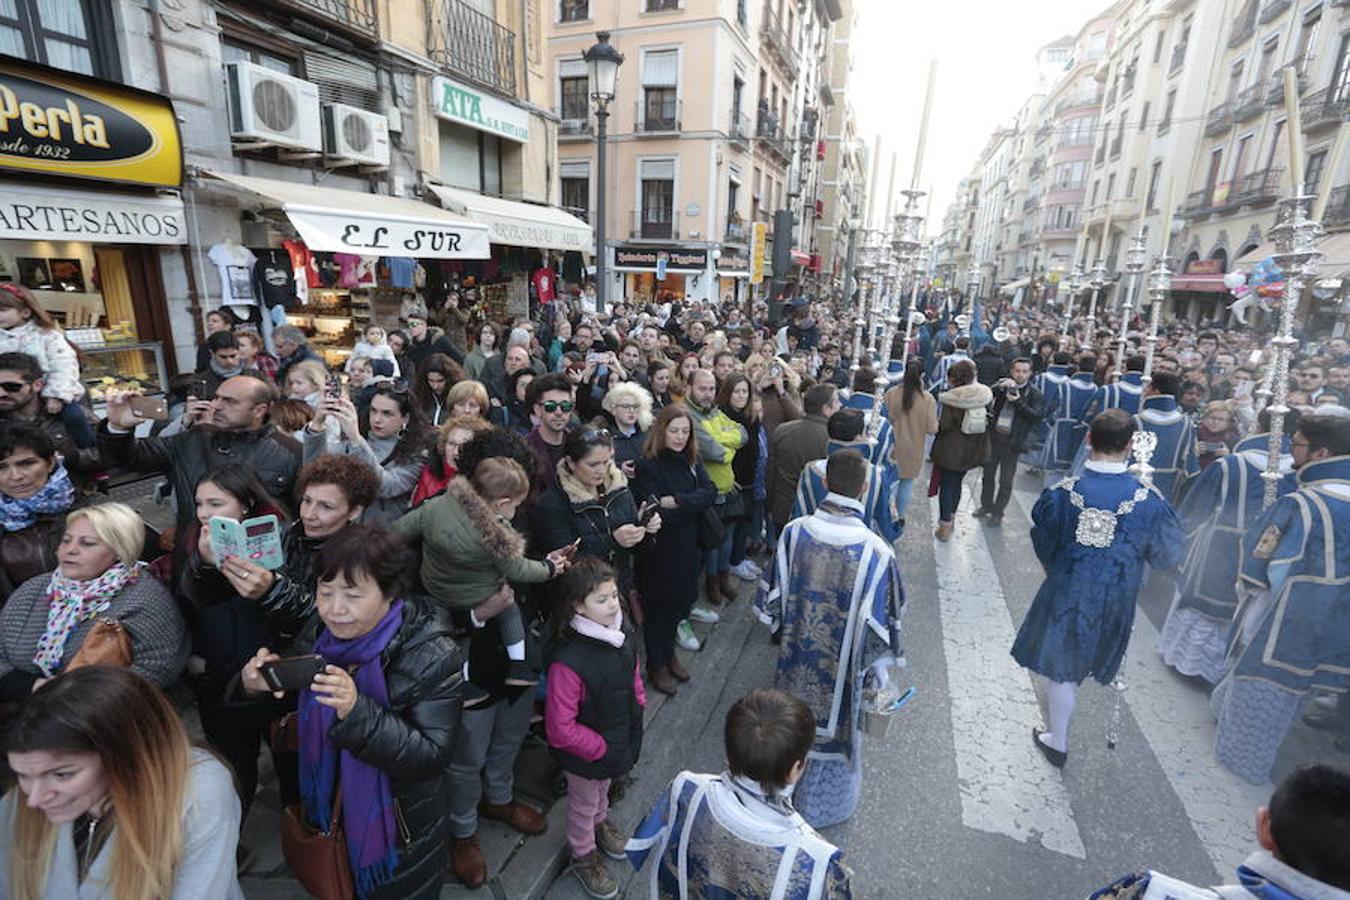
816;0;866;302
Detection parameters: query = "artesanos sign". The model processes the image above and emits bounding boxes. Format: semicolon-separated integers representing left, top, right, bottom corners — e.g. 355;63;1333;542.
0;58;182;188
0;184;186;245
431;75;530;144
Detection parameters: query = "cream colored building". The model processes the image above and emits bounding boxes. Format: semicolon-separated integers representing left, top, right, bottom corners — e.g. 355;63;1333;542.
816;0;867;302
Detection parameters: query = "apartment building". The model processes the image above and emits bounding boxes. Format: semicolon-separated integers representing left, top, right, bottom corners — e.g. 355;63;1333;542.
547;0;841;307
816;0;866;301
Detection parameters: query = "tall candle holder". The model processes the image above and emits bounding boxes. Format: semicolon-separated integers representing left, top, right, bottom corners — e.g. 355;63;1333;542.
1262;194;1324;508
1060;267;1085;339
1085;257;1109;344
1140;257;1172;386
1113;230;1147;379
1106;429;1158;749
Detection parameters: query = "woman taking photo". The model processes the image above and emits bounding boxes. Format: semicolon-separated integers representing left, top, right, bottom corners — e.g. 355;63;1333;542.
179;464;289;814
304;383;433;525
632;405;715;696
240;526;463;900
531;426;656;599
601;381;654;478
410;414;490;507
931;359;992;542
414;353;463;427
463;322;501;381
884;358;938;529
0;502;188;699
0;424;78;603
2;666;244;900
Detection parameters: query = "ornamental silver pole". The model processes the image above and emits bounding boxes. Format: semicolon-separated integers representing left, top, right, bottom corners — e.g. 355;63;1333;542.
1140;257;1171;386
1113;228;1147;379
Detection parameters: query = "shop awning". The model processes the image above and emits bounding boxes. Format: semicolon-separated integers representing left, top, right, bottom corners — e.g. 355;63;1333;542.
790;249;811;267
1171;274;1229;292
426;184;593;253
999;276;1030;294
203;171;490;259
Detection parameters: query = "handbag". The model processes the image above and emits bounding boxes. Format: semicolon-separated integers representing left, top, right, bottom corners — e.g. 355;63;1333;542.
719;489;750;521
280;782;354;900
67;618;132;670
697;505;727;551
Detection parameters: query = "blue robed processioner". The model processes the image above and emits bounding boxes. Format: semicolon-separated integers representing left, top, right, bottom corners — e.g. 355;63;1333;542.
791;439;900;542
1085;372;1146;418
1213;454;1350;784
624;771;853;900
1037;367;1096;475
1011;463;1185;685
1157;434;1295;684
1134;395;1199;504
839;391;895;472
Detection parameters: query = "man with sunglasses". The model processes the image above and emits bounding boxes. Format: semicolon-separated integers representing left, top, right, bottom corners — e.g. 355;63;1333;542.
0;352;102;486
526;373;577;495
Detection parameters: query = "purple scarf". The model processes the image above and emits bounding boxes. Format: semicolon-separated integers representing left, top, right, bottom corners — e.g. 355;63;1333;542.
299;600;404;897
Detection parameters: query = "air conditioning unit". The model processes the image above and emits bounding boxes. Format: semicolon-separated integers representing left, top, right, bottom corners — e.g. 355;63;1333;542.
323;103;391;166
226;61;322;151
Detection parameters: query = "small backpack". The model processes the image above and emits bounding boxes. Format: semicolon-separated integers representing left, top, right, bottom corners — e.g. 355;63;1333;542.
960;406;988;435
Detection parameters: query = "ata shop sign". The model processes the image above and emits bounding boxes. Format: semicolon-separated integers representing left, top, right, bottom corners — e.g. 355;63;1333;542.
0;57;182;189
614;245;708;272
431;75;530;143
0;184;186;245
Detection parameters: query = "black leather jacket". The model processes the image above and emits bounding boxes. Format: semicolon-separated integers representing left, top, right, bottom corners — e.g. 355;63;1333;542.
988;381;1045;452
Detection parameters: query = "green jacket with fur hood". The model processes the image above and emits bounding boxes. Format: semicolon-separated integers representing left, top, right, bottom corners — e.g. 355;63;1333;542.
392;477;552;610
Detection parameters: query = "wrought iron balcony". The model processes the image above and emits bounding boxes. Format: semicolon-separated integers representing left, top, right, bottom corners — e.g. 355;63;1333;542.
1325;185;1350;228
728;112;751;146
756;117;791;161
1055;92;1102;116
760;4;799;78
631;208;681;240
1181;189;1215;218
1023;196;1040;212
1233;84;1266;122
276;0;377;39
429;0;518;96
1169;41;1187;74
1258;0;1291;23
1229;167;1283;207
1203;100;1233;136
1301;86;1348;132
637;98;682;134
725;219;748;243
1266;67;1310;107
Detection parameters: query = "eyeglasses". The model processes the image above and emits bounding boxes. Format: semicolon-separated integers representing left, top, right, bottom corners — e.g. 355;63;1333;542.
612;403;639;411
578;427;611;443
0;381;29;393
541;400;575;413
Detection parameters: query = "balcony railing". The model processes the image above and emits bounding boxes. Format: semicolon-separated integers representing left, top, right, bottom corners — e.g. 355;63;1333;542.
631;208;681;240
1229;167;1284;207
1301;86;1348;132
1266;67;1310;107
1023;196;1040;212
1169;41;1187;73
1051;179;1086;192
1181;188;1215;218
429;0;517;96
1204;100;1233;136
1035;124;1052;145
1233;84;1266;122
1258;0;1291;23
728;112;751;146
1055;92;1102;115
1325;185;1350;228
1228;6;1256;48
637;98;682;133
276;0;377;38
725;220;747;243
760;4;799;77
756;116;791;161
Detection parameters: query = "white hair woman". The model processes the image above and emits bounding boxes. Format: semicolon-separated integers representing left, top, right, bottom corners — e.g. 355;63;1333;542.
601;381;655;478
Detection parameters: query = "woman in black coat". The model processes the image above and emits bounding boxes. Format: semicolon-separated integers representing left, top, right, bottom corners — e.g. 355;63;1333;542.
631;405;716;696
239;526;463;900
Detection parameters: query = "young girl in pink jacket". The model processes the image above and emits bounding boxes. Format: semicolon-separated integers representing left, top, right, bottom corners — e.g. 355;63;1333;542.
545;558;646;899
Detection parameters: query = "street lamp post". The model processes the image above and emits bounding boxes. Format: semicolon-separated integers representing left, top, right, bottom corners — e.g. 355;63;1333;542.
584;32;624;315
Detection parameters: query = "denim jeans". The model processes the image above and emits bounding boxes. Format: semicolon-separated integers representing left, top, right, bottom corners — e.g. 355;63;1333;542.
704;528;734;574
937;467;966;522
893;477;916;523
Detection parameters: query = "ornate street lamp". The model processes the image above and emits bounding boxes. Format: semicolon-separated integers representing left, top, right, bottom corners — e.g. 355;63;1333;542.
585;32;624;314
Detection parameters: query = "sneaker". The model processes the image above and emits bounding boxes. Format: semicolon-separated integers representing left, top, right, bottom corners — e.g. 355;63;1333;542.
730;560;761;581
595;820;627;860
568;851;619;899
972;506;991;518
503;660;538;688
676;619;702;651
688;604;721;624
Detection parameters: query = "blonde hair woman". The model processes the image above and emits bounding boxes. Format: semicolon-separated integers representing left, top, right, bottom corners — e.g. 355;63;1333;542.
602;381;655;476
2;666;243;900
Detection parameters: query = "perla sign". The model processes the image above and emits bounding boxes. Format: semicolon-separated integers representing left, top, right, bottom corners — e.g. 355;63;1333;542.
431;76;530;144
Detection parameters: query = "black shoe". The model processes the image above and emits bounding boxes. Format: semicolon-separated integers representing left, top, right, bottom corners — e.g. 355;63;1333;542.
988;513;1003;527
972;506;991;518
1032;727;1067;768
504;660;539;688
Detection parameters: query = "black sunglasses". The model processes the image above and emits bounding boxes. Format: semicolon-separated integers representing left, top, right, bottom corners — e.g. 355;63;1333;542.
578;427;611;444
541;400;575;413
0;381;30;393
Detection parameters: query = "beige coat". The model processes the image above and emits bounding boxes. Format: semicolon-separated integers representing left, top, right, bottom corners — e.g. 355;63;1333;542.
884;387;939;480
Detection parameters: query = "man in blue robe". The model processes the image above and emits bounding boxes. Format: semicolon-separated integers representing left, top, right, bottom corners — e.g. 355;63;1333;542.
1212;413;1350;784
933;336;972;391
1012;409;1185;767
625;689;853;900
792;410;900;542
1158;413;1297;684
840;370;895;471
1085;355;1148;417
1135;371;1200;505
756;450;904;827
1039;352;1097;488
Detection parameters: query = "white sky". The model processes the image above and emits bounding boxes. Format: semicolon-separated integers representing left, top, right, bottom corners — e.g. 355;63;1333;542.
849;0;1114;236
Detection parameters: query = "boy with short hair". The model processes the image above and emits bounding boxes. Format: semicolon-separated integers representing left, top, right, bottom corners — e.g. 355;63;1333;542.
625;689;853;899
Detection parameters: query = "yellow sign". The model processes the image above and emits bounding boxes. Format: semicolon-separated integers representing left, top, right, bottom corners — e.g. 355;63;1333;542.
750;221;768;285
0;58;182;188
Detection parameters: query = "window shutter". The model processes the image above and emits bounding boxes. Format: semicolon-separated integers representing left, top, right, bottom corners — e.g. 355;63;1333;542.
641;50;678;87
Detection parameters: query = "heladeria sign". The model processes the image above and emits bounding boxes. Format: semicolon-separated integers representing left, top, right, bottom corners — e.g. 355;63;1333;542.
0;58;183;189
431;75;530;144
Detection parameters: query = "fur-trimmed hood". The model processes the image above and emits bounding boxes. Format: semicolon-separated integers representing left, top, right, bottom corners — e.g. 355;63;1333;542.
445;476;525;560
556;455;629;505
938;382;993;409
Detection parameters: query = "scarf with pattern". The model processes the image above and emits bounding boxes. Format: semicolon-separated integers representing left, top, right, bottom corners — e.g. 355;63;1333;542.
0;463;75;531
33;561;142;676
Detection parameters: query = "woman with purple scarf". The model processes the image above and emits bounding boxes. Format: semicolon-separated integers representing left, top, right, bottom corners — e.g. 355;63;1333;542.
241;525;464;899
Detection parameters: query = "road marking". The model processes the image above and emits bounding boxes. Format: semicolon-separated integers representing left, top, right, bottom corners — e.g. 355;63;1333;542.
929;494;1087;859
1008;488;1267;877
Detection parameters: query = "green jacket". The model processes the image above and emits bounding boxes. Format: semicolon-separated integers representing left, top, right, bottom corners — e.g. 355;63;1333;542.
392;477;551;610
686;399;748;495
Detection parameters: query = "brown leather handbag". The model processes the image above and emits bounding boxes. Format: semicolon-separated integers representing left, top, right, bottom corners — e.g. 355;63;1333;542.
280;785;354;900
67;618;133;670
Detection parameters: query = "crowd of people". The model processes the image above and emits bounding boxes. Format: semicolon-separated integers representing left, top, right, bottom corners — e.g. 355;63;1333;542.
0;273;1344;899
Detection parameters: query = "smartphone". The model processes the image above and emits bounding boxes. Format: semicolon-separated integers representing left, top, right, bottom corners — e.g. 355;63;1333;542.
189;375;212;401
129;395;168;420
208;515;285;569
325;372;342;400
259;654;326;693
638;496;660;526
560;537;582;557
1235;380;1254;400
769;363;783;378
586;351;609;365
